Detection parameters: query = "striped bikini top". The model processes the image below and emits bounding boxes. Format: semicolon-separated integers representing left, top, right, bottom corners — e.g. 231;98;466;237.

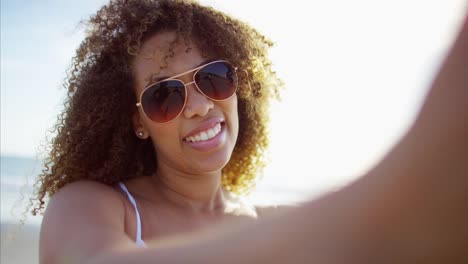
118;182;147;248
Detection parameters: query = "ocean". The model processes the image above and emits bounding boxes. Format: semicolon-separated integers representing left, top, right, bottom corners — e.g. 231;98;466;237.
1;155;44;225
0;155;312;226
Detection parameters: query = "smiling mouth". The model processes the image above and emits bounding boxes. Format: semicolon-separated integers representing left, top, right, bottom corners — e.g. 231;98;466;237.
184;122;223;143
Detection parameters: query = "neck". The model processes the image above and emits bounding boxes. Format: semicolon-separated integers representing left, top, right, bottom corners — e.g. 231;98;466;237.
152;165;226;214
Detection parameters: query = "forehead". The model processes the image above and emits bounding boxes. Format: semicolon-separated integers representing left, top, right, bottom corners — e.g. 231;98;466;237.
132;31;205;91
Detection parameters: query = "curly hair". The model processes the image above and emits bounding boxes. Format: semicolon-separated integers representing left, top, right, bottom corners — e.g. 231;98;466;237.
31;0;282;215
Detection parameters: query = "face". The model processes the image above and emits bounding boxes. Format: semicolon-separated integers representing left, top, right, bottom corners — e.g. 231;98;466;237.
132;31;239;175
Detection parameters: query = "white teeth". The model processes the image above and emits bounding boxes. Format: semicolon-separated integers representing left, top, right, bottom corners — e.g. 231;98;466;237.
207;129;215;138
200;132;208;141
185;123;222;143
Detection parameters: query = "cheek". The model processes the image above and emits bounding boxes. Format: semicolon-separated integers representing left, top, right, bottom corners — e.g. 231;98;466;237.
147;123;180;152
226;95;239;135
228;94;238;117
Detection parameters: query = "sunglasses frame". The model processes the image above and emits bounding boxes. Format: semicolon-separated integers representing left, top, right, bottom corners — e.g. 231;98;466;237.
136;60;238;123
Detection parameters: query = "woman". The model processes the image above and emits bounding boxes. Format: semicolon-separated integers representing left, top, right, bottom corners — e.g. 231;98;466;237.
37;0;281;261
37;0;468;263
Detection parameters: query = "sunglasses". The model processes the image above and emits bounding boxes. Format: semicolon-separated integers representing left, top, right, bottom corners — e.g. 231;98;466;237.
136;60;238;123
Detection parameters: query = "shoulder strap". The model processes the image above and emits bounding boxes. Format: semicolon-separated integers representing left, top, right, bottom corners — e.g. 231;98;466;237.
118;182;145;246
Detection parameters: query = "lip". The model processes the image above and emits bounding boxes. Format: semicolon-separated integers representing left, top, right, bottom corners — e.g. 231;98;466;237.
184;122;226;152
183;117;225;139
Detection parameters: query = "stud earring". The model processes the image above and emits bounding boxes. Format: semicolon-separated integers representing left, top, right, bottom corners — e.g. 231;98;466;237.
137;131;144;138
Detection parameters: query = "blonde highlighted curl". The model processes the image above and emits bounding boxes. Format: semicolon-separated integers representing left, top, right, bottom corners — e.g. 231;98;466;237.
31;0;282;215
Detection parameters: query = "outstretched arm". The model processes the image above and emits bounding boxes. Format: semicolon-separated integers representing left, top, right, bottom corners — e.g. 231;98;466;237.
94;15;468;264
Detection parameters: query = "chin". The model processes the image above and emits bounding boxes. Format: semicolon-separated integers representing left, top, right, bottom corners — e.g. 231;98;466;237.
192;147;233;173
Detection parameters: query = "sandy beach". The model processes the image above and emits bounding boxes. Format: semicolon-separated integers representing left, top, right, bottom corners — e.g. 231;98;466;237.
1;222;40;264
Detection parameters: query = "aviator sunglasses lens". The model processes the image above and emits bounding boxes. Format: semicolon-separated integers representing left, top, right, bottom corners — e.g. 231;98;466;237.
141;80;186;123
195;61;237;100
141;61;237;123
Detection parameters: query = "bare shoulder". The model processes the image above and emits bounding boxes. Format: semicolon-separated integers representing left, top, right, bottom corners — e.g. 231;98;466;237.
40;181;134;264
47;180;123;204
43;180;124;223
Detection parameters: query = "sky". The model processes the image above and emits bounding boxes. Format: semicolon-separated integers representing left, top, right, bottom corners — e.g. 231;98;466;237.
1;0;467;199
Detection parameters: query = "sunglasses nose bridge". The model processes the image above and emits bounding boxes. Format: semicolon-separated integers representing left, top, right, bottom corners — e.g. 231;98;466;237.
183;78;214;118
184;80;203;95
184;80;206;100
185;81;196;87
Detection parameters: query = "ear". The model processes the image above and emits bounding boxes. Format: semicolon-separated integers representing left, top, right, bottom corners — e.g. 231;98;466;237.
132;110;149;139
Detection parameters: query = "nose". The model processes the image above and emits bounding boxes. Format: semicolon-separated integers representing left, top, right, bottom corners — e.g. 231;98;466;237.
183;81;214;119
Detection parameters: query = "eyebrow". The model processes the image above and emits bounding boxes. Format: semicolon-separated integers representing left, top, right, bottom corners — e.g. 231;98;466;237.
145;59;213;87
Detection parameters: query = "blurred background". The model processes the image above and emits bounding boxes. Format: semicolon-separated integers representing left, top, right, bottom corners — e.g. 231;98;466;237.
1;0;466;263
